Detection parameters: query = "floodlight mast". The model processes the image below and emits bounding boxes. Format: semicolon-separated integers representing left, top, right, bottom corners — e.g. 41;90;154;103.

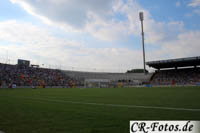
139;12;146;74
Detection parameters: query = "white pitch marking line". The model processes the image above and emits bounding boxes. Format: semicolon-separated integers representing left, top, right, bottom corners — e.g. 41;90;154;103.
23;97;200;112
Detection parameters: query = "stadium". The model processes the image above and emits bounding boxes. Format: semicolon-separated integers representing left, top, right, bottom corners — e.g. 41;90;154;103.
0;1;200;133
0;56;200;133
1;56;200;88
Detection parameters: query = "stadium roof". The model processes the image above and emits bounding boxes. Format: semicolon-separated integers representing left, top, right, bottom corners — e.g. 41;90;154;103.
146;56;200;69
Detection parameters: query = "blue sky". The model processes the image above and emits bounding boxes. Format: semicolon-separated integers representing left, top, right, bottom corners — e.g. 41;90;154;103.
0;0;200;72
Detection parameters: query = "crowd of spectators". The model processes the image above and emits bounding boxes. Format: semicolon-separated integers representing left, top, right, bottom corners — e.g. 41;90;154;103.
152;67;200;85
0;63;76;88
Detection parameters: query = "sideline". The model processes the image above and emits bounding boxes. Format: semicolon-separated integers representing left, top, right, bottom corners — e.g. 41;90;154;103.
16;96;200;112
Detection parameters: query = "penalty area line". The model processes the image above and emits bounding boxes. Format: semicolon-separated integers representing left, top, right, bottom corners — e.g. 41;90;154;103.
20;97;200;112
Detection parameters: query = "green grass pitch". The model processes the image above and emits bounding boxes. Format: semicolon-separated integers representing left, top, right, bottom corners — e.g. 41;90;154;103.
0;86;200;133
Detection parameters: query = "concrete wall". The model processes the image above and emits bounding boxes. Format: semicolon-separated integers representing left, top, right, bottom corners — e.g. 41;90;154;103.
63;70;153;82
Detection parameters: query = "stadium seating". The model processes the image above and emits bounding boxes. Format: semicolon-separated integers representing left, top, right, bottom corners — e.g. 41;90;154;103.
0;63;153;88
151;68;200;85
0;63;73;87
63;70;153;86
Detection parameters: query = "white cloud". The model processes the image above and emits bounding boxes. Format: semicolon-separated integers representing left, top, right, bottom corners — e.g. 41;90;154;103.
0;20;83;65
186;0;200;17
0;20;82;48
85;13;129;41
10;0;117;29
145;31;200;63
193;9;200;15
10;0;130;41
188;0;200;7
113;0;185;44
9;0;186;44
4;0;200;71
0;20;145;72
1;20;197;72
161;31;200;58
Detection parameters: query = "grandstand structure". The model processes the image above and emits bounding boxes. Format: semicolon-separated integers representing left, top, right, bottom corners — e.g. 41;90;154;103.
63;70;152;87
0;59;153;88
1;56;200;88
147;56;200;86
0;62;72;88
